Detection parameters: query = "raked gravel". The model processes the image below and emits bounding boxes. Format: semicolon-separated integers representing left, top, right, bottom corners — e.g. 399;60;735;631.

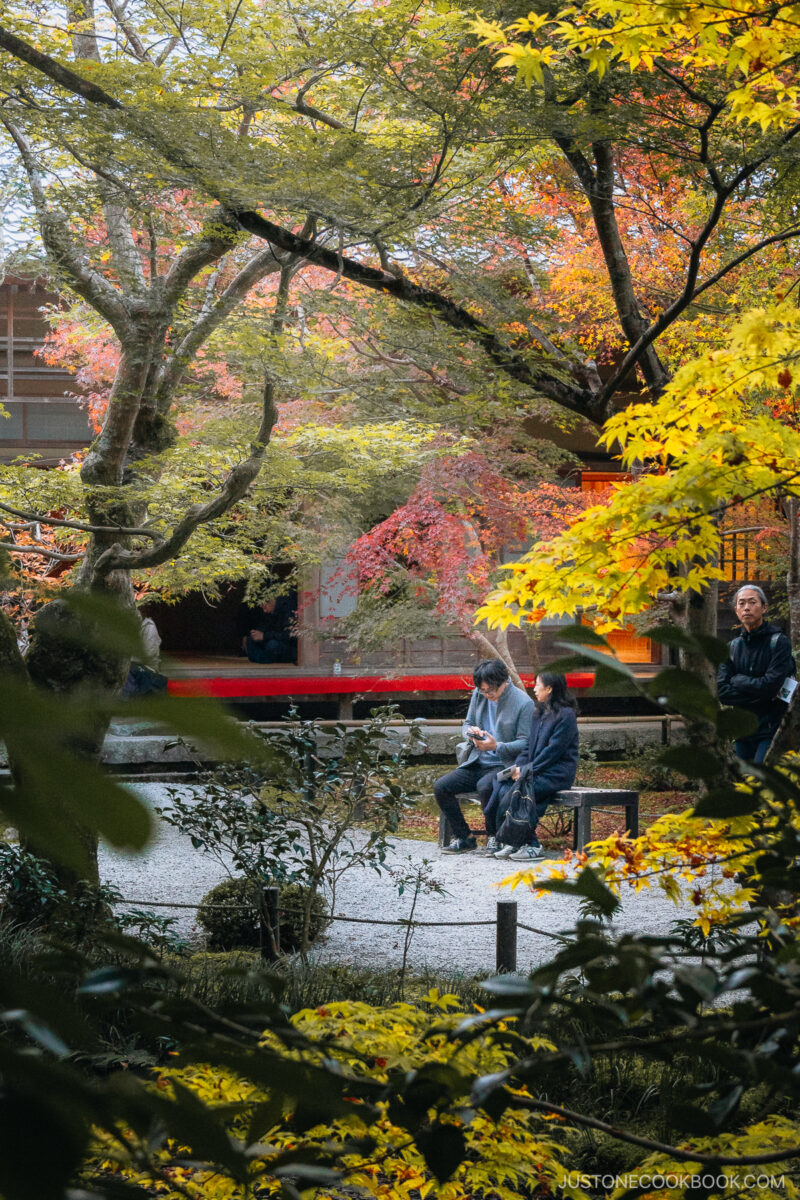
99;781;698;976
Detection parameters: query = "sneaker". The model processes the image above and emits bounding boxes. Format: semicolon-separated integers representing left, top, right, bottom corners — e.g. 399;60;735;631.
482;837;499;855
508;844;544;862
494;844;515;859
442;836;477;854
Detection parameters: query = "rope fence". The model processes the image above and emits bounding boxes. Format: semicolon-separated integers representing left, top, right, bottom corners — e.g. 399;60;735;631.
111;891;567;971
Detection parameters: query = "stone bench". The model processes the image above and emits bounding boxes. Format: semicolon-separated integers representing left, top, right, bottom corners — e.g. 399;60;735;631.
438;787;639;852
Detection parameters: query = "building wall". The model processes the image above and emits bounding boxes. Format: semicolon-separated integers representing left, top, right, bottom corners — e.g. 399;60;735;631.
0;278;92;463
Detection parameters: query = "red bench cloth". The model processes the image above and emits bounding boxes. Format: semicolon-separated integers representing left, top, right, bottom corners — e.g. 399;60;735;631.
167;672;596;699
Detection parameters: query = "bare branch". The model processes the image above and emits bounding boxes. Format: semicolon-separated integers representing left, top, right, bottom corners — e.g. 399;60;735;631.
3;544;82;562
59;136;139;202
0;502;163;538
515;1095;800;1168
596;122;800;411
99;0;151;60
155;244;287;412
230;207;598;419
91;450;264;577
219;0;244;55
153;34;181;66
0;27;596;418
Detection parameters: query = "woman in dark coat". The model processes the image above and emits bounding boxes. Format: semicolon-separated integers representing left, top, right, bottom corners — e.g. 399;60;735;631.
487;671;579;863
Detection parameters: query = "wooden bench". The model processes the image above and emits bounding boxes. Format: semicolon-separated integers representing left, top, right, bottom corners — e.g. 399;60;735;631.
438;787;639;852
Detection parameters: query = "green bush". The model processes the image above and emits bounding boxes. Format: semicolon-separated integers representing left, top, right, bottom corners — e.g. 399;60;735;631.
626;742;699;791
196;877;329;953
0;842;184;951
167;950;491;1015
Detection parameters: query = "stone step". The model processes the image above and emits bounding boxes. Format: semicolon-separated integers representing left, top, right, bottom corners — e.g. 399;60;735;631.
95;715;686;767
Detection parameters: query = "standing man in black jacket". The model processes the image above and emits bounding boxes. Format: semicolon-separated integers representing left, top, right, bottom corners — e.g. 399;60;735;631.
717;584;795;763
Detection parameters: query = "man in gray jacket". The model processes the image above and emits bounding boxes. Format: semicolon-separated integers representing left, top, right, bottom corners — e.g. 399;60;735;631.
435;659;535;853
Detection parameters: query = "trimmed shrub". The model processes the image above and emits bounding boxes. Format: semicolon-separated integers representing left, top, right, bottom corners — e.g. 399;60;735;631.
196;877;329;952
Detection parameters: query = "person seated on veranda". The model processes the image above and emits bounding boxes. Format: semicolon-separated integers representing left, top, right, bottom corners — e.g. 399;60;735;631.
122;611;167;698
435;658;535;855
488;671;578;864
236;593;297;664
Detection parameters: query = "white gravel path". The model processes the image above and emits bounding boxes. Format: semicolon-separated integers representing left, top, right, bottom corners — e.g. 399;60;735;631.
99;782;698;976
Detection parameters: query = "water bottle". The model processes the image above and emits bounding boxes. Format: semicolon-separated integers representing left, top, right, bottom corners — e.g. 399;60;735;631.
333;659;342;675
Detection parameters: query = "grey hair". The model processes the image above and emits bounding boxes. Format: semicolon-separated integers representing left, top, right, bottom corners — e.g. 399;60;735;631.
733;584;768;606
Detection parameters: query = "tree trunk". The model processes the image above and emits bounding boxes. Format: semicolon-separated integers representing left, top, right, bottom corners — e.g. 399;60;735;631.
494;627;526;692
588;147;669;394
786;497;800;645
471;628;526;692
23;588;132;889
0;608;26;679
682;582;719;693
20;339;146;890
767;688;800;758
18;340;148;893
553;134;669;397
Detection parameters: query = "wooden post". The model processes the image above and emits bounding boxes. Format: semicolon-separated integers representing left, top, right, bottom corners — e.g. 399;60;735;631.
260;885;280;961
496;899;517;974
625;795;639;838
574;801;592;851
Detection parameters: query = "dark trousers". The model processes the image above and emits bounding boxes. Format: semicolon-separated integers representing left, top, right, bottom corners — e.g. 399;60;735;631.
433;761;499;840
245;636;294;663
484;779;512;839
734;735;773;764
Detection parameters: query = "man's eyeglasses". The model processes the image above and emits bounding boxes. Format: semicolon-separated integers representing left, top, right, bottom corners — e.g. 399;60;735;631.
479;684;502;696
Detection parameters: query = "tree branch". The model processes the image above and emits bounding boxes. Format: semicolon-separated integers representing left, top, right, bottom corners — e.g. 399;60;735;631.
0;24;123;107
160;209;243;309
0;502;163;538
589;138;668;393
100;189;148;295
288;62;349;129
0;27;598;421
155;244;287;412
100;0;151;61
687;225;800;306
91;257;294;577
91;451;266;577
515;1095;800;1167
230;208;599;419
3;544;82;562
0;115;132;337
595;123;800;412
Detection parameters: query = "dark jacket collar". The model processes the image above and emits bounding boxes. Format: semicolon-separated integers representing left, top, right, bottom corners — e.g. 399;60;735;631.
739;620;778;644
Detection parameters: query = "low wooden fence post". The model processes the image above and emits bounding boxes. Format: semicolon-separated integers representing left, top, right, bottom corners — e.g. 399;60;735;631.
496;899;517;974
260;885;281;961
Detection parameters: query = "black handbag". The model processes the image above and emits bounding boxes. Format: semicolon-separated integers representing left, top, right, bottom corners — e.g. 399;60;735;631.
496;778;537;848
